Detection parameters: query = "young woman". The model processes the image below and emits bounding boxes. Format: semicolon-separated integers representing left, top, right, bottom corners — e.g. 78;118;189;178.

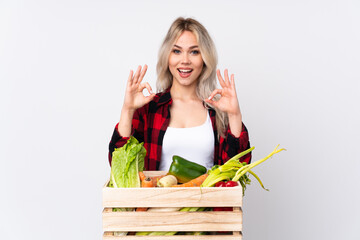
108;17;251;170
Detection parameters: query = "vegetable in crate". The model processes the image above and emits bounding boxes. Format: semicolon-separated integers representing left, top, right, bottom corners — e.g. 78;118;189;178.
213;181;239;211
157;175;177;187
171;173;208;187
201;146;255;188
168;155;207;183
109;136;146;236
201;145;285;195
110;136;146;188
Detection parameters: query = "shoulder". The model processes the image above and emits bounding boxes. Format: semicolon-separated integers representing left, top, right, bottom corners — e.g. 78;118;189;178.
149;88;172;111
136;89;172;115
152;90;170;104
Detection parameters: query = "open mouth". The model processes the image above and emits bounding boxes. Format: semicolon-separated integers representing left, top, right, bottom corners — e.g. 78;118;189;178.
177;68;193;78
178;68;193;73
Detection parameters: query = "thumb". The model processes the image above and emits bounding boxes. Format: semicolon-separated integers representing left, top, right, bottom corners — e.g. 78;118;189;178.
144;93;156;105
204;98;218;109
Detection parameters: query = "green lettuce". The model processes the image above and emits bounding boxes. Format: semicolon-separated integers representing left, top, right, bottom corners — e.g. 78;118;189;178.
110;136;146;188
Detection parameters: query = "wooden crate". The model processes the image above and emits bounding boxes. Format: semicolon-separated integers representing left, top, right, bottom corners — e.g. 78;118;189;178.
102;171;243;239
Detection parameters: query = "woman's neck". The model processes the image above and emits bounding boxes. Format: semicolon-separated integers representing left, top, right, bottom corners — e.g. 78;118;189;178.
170;81;198;101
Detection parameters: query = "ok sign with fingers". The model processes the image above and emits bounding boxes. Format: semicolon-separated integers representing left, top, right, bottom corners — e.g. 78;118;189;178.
205;69;243;137
123;65;156;112
118;65;155;137
205;69;241;116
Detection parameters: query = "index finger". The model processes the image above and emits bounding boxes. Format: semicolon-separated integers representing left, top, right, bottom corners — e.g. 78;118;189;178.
127;70;134;86
136;64;148;84
216;69;226;88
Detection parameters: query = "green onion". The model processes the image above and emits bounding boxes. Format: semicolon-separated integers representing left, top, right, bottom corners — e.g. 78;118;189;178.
201;145;285;194
232;145;285;182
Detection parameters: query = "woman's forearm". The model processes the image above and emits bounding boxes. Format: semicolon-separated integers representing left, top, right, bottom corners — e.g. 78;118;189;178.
117;107;135;137
228;112;242;138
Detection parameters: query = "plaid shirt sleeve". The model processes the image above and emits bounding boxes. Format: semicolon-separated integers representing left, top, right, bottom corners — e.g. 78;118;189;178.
108;107;146;166
217;122;251;165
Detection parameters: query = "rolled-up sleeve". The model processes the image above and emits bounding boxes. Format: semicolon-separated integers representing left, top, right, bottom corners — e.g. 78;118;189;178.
108;108;145;166
218;122;251;165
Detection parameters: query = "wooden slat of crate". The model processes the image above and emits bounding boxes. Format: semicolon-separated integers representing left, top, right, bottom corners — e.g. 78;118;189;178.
103;210;242;232
103;234;242;240
103;186;242;208
102;171;243;239
144;171;168;177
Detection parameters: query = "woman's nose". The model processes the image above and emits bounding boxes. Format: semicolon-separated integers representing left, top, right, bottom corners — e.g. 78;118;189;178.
181;53;190;64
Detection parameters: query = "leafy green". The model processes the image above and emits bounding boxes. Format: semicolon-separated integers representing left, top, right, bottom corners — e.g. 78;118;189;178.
201;147;255;188
109;136;146;237
110;136;146;188
201;145;285;195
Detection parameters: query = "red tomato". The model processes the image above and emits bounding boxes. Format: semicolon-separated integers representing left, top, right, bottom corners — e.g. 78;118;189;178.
214;180;236;234
215;181;226;187
225;181;239;187
214;181;237;212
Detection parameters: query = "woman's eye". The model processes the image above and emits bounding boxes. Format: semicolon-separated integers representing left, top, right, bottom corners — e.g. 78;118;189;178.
173;49;181;54
191;50;200;55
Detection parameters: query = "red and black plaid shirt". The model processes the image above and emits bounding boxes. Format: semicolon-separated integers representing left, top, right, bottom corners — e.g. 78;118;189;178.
109;88;251;170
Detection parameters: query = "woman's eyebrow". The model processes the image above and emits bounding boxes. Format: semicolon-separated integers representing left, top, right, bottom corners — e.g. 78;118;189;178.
173;44;199;49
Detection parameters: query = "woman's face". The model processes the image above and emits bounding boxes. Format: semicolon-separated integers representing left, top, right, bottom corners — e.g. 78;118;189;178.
168;31;204;88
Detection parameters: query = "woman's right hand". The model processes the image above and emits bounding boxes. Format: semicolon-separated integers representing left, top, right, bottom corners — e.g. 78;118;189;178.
123;65;155;112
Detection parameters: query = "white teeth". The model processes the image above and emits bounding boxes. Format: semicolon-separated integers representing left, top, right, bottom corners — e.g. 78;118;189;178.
178;69;192;73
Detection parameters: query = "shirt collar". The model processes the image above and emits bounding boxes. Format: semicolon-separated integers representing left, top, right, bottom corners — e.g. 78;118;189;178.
157;87;172;107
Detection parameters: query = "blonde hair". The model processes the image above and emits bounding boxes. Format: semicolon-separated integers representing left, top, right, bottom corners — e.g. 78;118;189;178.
156;17;228;137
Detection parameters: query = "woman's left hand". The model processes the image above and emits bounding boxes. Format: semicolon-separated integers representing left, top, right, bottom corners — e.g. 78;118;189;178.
205;69;241;116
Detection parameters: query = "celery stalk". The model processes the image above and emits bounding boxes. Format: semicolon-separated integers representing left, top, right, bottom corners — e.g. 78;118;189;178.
135;232;151;236
201;145;285;194
232;145;285;182
201;147;255;187
227;146;255;162
247;170;268;191
148;231;177;236
201;171;236;187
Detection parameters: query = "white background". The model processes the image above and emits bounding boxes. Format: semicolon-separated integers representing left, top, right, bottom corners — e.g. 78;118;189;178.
1;0;359;239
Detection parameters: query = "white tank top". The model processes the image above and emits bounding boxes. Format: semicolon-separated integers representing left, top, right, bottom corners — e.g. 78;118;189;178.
159;111;215;171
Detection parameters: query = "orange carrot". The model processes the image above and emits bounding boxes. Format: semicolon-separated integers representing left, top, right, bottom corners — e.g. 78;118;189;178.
172;173;208;187
137;175;154;212
139;172;146;182
142;177;154;188
136;207;148;212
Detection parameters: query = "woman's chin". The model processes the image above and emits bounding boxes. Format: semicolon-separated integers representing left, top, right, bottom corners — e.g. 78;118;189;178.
176;79;197;87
